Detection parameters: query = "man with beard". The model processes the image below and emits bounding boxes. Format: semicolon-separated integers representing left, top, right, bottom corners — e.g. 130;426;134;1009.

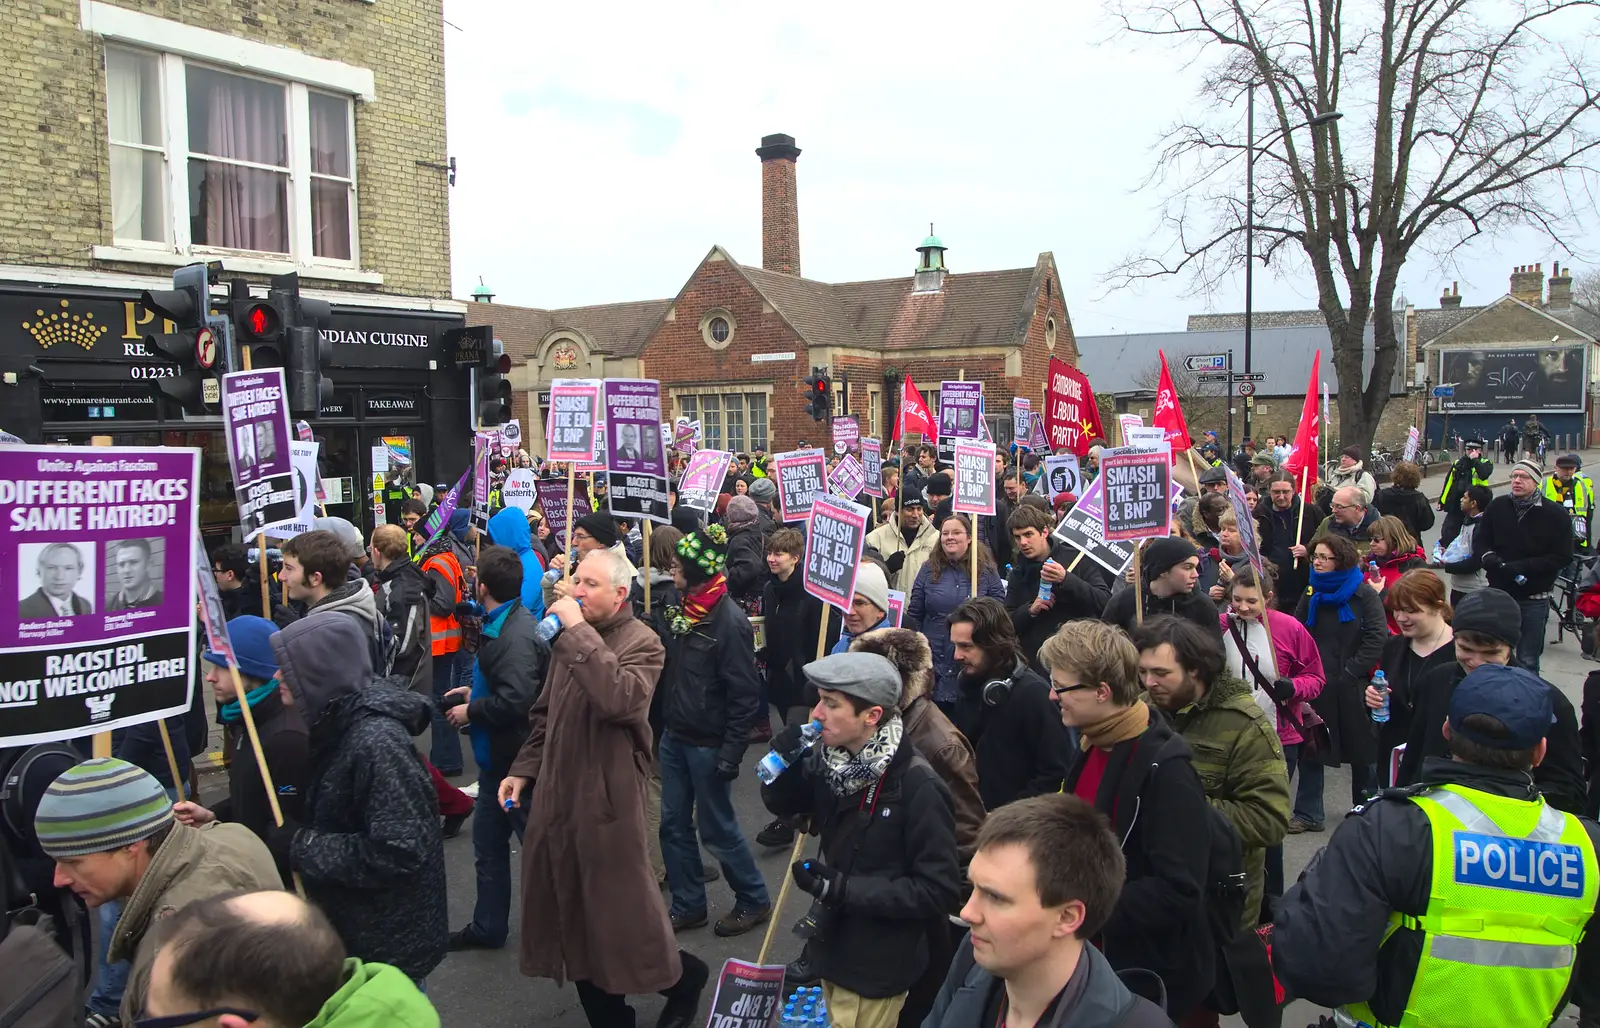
866;492;938;593
948;597;1072;810
1257;472;1322;612
1132;616;1289;930
1003;505;1109;668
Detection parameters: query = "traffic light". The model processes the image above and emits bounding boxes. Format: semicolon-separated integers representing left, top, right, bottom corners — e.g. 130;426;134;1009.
231;278;284;367
803;368;831;421
477;336;512;426
141;263;219;412
273;273;333;414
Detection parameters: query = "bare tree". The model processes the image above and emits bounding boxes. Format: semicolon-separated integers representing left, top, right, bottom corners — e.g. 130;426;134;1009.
1105;0;1600;453
1575;268;1600;308
1130;356;1231;436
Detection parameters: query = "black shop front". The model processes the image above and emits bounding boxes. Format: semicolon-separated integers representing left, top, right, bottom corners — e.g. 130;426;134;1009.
0;281;472;541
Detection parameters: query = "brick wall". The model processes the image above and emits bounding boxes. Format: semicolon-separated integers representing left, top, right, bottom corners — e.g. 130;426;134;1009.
1;0;451;298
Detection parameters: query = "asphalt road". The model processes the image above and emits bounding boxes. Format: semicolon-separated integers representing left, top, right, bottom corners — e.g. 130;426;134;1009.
192;460;1595;1027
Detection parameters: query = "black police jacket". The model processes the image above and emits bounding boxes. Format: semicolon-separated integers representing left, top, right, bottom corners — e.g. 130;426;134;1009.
1273;758;1600;1023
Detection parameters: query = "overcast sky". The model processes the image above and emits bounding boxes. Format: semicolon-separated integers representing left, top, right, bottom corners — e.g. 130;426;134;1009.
442;1;1598;335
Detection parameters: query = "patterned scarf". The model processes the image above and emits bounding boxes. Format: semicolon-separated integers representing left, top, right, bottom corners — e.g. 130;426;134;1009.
665;573;728;636
821;714;903;796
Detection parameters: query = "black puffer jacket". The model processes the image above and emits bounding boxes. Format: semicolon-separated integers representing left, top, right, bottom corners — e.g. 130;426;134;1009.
291;683;447;981
211;689;309;885
761;735;960;999
950;661;1071;809
724;523;767;605
1374;485;1435;542
1103;585;1222;640
661;593;762;765
471;599;546;774
1473;494;1573;600
1005;541;1111;667
1065;706;1214;1019
1273;759;1600;1022
761;571;839;711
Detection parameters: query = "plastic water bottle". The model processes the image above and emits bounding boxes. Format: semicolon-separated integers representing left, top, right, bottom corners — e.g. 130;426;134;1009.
1370;670;1390;724
534;599;579;645
1515;573;1528;585
1367;560;1380;581
755;721;823;784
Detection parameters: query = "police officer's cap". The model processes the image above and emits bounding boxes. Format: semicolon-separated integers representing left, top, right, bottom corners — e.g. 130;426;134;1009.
1556;453;1581;469
1449;664;1553;751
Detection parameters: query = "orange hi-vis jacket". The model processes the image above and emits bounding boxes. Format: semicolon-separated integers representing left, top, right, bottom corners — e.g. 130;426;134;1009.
421;546;464;655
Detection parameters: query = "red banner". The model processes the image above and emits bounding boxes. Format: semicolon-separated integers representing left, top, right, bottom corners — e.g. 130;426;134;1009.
1153;350;1193;451
1044;357;1105;457
1282;351;1322;486
895;374;938;441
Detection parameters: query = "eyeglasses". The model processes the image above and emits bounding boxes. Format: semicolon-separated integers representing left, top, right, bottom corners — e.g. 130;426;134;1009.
1311;553;1337;564
135;1009;259;1028
1330;502;1360;512
1050;681;1099;697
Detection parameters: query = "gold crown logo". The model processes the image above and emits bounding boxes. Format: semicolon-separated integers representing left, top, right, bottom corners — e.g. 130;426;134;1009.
23;299;108;351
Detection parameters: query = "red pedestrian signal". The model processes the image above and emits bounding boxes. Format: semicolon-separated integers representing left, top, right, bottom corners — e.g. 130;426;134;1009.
238;301;282;342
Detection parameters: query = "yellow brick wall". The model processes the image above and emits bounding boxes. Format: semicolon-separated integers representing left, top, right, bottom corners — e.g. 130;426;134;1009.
0;0;451;299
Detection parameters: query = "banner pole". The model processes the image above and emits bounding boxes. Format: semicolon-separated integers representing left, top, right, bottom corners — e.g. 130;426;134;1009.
90;434;114;759
757;832;809;965
1294;467;1309;568
643;519;653;613
816;608;831;662
970;521;978;594
563;463;576;582
157;720;186;804
1066;550;1086;573
1134;541;1144;627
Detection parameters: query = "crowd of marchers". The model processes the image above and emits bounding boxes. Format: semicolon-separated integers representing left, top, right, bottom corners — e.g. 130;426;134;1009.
4;436;1599;1028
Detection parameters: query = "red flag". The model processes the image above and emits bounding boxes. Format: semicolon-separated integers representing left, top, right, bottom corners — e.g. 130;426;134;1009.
1282;351;1322;486
895;374;937;442
1152;350;1193;451
1044;357;1106;457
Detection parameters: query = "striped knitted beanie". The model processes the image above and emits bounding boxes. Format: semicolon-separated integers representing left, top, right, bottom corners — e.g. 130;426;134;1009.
34;757;174;858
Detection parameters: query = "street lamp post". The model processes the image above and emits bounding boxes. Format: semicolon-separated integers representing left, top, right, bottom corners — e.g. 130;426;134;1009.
1242;89;1342;447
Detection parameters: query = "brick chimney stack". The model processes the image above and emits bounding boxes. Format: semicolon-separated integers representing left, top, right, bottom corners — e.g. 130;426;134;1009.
1509;263;1545;304
1440;282;1462;309
756;134;802;276
1547;261;1573;309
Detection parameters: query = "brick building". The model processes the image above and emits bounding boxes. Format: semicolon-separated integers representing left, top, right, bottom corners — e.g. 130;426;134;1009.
1;0;465;534
468;134;1078;458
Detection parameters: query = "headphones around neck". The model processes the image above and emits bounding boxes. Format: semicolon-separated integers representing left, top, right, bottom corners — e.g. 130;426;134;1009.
981;657;1028;707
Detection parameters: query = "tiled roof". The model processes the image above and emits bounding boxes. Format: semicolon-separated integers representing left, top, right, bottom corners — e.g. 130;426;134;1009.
466;297;671;359
739;260;1042;351
1417;297;1600;347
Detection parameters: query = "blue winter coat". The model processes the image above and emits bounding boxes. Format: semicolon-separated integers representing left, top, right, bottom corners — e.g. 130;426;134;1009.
487;507;546;621
906;562;1007;705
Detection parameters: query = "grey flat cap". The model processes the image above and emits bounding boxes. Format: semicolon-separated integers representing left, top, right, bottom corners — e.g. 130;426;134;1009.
802;652;901;710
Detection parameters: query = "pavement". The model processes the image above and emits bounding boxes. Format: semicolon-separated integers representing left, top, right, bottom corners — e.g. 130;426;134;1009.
185;462;1597;1027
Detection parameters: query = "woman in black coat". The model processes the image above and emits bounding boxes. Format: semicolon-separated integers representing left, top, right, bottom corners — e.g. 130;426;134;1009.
1293;533;1388;832
1373;461;1435;543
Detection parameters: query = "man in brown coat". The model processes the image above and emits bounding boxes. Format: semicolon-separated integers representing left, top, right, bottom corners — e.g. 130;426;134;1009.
499;547;709;1028
849;627;985;1028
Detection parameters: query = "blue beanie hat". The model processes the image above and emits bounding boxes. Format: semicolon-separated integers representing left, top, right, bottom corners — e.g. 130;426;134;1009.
34;758;174;858
449;507;472;542
203;615;280;681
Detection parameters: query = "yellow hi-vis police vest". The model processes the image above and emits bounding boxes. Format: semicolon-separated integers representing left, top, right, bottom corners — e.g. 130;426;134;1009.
1340;784;1597;1028
1543;474;1594;548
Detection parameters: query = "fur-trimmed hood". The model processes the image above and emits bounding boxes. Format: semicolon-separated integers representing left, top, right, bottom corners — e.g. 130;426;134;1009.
850;627;933;707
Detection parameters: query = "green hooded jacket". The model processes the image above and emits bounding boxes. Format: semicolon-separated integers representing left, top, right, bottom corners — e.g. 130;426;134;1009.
305;959;439;1028
1168;673;1291;930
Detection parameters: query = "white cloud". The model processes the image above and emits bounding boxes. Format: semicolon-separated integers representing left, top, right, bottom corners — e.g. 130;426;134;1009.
444;0;1598;334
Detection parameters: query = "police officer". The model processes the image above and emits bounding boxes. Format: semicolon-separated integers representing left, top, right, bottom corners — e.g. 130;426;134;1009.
1272;663;1600;1028
1437;439;1493;546
1544;453;1595;557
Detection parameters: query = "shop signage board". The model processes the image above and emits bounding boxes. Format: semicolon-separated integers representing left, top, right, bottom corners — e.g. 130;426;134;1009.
0;443;199;747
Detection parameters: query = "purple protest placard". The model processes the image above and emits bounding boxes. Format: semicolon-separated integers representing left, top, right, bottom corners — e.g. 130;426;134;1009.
1012;398;1031;444
221;368;295;540
1026;411;1052;453
604;379;669;524
771;448;827;523
545;379;601;463
939;382;984;440
536;477;588;551
673;418;698;456
803;495;871;611
0;444;199;747
473;430;497;529
829;453;866;499
861;437;883;497
831;416;860;456
679;449;733;513
953;439;998;516
576;421;607;474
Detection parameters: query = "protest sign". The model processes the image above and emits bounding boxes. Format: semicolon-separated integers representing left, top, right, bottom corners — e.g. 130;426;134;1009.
1117;414;1144;443
1052;475;1138;577
953;439;997;516
679;449;733;513
803;495;871;610
472;430;497;528
1403;426;1420;463
1170;481;1186;521
546;379;601;462
704;959;784;1028
1012;398;1031;444
221;368;296;540
939;382;984;440
294;421;327;503
1026;411;1052;454
831;416;860;455
537;477;587;551
193;530;233;670
417;466;470;548
1044;358;1104;456
502;468;537;512
276;441;321;538
886;589;906;628
498;421;522;457
1223;467;1262;568
673;418;698;455
576;421;607;474
861;437;883;497
1126;427;1168;449
1101;445;1173;542
771;448;827;523
0;444;199;747
604;379;669;524
1045;454;1082;504
829;453;865;499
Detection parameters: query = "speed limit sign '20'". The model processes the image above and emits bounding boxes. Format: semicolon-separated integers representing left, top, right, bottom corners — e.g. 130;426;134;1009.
1238;381;1256;397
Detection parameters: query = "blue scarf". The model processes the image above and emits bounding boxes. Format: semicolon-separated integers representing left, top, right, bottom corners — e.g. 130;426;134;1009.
219;679;278;723
1306;567;1364;628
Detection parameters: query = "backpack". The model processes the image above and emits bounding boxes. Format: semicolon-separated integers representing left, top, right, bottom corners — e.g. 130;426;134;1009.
0;842;81;1028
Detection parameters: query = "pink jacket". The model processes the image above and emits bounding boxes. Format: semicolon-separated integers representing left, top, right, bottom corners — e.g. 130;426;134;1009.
1219;608;1326;745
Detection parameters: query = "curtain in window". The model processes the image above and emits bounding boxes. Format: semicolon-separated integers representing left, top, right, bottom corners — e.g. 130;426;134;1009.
107;55;144;241
309;93;351;259
188;68;287;253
